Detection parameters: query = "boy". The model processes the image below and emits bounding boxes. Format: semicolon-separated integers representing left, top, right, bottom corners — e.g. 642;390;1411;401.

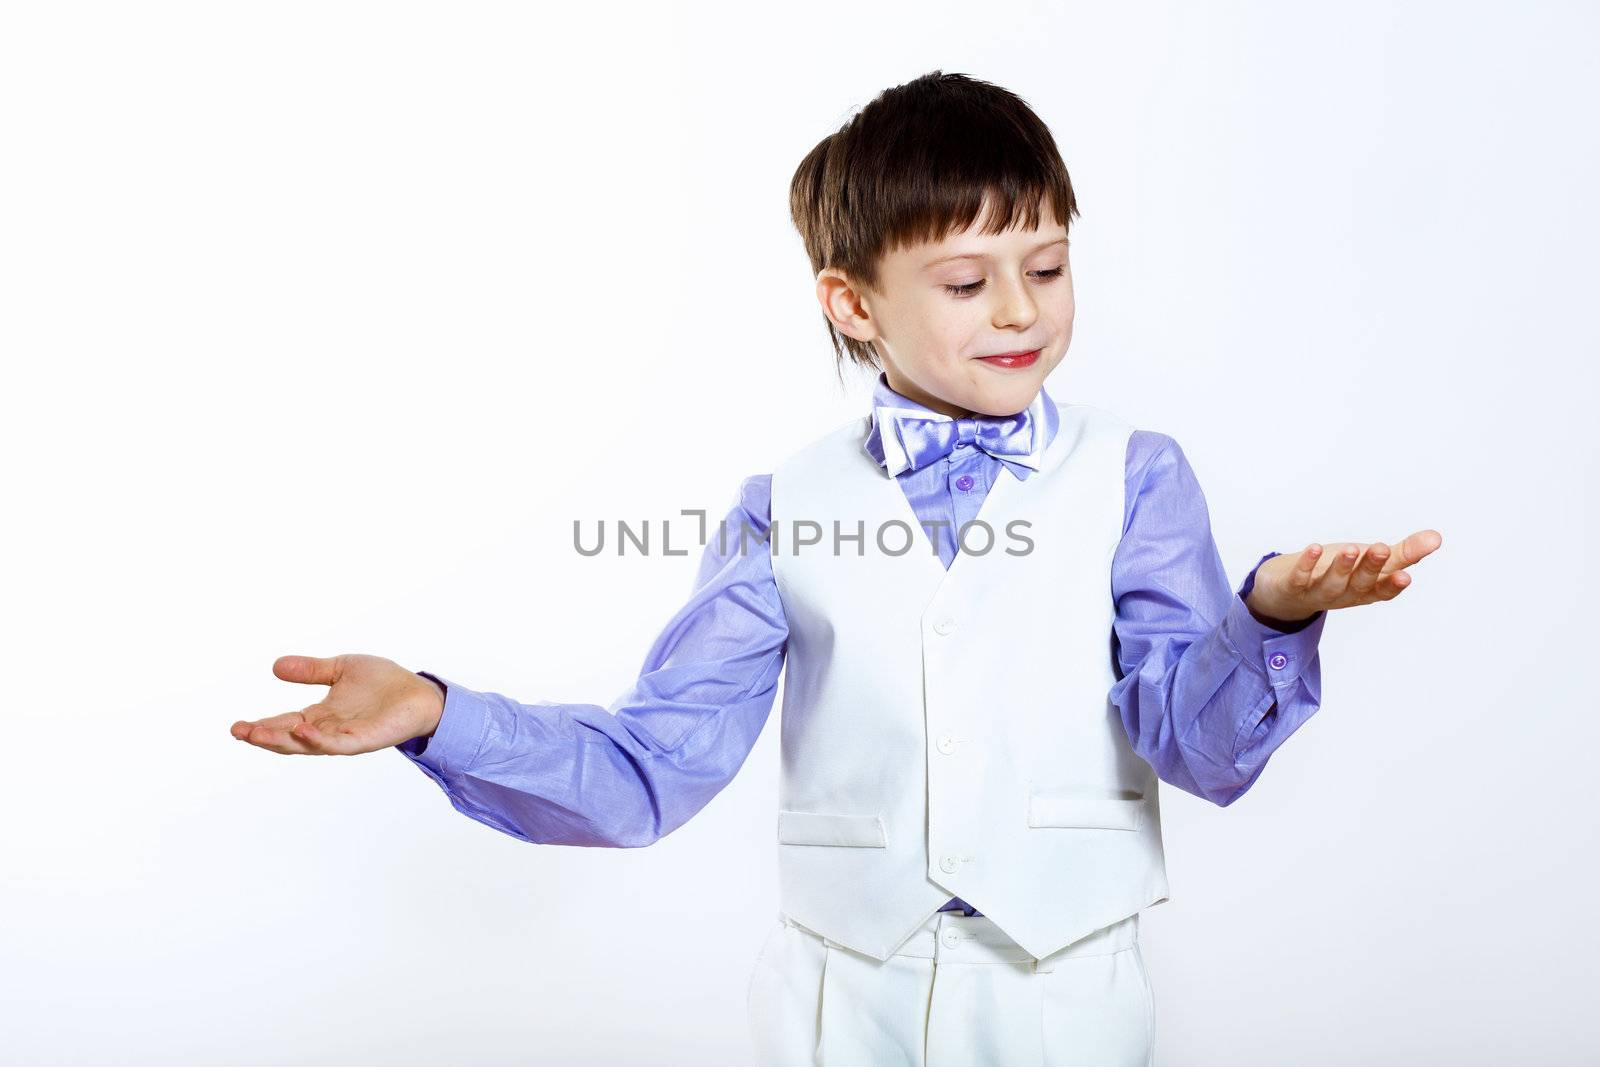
233;71;1440;1065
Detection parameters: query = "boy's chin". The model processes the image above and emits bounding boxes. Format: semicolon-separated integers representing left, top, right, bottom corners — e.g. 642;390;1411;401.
960;372;1045;416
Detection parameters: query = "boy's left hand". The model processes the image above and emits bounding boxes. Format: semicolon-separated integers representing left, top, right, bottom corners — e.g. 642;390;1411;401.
1245;530;1443;624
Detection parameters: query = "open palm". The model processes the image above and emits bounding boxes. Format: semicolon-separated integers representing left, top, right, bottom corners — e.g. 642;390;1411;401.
231;653;444;756
1248;529;1443;623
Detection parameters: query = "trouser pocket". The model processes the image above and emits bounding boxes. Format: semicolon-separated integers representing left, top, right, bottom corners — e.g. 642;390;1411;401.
746;920;829;1067
1040;943;1155;1067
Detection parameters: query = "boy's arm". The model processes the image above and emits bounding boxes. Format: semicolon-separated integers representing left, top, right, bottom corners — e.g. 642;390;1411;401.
1108;432;1327;807
395;474;787;847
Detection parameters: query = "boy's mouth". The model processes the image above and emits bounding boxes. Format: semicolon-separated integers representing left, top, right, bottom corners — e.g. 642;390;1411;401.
976;348;1040;369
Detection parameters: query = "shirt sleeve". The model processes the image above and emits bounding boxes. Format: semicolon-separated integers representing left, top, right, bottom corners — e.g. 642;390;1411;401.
394;473;788;846
1109;431;1327;807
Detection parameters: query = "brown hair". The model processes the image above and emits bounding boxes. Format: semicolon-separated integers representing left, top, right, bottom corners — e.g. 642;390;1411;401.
789;70;1080;385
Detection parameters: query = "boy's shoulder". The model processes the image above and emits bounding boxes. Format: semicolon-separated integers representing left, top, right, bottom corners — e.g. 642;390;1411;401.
1051;398;1180;457
1050;396;1137;431
771;411;877;471
1047;397;1155;464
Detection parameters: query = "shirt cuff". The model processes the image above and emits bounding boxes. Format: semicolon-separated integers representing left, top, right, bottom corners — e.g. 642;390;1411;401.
1220;590;1327;688
394;670;490;782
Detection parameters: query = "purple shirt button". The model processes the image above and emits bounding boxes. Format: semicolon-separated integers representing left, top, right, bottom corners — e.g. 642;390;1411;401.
1268;652;1289;670
955;474;975;492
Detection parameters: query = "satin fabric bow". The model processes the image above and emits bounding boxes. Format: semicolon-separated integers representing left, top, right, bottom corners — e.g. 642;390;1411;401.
875;396;1046;480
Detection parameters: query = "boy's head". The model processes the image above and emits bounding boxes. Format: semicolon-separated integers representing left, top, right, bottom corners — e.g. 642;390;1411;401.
790;71;1079;420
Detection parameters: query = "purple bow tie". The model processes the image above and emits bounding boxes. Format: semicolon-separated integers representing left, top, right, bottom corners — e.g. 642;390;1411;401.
877;403;1043;479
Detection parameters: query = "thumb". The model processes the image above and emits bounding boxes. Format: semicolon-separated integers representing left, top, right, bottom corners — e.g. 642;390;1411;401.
273;654;344;687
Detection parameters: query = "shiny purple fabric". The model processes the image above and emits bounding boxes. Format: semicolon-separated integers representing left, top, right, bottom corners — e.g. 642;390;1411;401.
398;373;1327;921
878;399;1045;480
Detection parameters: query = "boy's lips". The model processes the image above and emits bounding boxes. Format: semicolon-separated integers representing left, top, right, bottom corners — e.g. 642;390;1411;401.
976;348;1040;368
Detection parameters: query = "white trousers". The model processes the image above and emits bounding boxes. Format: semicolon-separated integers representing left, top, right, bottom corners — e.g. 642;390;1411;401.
746;909;1154;1067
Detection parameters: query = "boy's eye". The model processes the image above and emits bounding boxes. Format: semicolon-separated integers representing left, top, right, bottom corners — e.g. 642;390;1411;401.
942;266;1066;297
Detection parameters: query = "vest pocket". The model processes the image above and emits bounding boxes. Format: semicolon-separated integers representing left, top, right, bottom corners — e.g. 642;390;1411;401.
1027;789;1145;831
777;810;888;847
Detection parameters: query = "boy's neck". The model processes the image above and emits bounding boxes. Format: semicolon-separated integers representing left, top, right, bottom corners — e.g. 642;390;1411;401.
881;369;977;420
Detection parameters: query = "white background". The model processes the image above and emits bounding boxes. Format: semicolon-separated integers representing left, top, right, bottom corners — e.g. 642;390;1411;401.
3;2;1595;1063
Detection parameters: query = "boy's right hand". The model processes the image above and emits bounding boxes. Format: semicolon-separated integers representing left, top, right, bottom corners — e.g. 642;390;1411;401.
232;654;445;756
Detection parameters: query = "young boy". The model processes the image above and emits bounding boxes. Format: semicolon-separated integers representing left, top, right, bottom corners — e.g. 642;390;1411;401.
233;71;1440;1065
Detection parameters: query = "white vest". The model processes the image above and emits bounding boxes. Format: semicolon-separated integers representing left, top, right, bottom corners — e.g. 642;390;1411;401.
767;399;1169;963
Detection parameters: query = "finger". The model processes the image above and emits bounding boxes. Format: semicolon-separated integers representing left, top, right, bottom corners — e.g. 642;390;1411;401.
1315;542;1363;598
1347;539;1390;597
231;711;309;740
1372;570;1410;601
1286;543;1324;598
234;702;339;754
1381;529;1443;575
273;654;345;688
1405;528;1443;561
236;718;318;755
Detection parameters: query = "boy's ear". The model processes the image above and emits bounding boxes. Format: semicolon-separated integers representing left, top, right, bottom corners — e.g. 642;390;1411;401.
816;269;878;344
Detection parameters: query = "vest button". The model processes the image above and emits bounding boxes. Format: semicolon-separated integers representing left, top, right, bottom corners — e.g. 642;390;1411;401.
940;855;960;873
933;616;957;636
937;735;957;755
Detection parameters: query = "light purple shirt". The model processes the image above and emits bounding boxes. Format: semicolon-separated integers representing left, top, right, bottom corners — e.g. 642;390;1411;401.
398;374;1326;919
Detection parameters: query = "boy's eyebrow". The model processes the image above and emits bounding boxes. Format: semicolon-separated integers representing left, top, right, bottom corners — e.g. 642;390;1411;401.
921;236;1069;270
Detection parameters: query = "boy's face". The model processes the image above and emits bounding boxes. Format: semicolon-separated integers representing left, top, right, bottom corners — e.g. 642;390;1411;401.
818;200;1073;419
